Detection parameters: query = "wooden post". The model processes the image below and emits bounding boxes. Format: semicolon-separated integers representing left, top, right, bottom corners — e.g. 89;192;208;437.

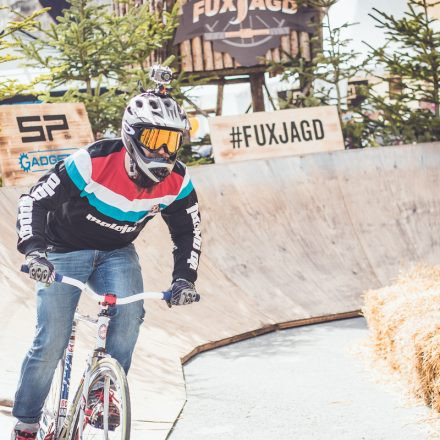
250;72;265;112
216;80;224;116
191;37;204;71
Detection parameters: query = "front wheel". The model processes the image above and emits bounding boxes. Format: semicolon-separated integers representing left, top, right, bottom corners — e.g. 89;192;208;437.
68;357;131;440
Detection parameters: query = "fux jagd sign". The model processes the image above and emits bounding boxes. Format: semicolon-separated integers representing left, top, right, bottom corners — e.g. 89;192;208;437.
174;0;317;66
208;106;344;163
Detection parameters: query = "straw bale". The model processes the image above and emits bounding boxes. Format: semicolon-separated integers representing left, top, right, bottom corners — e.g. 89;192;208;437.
362;264;440;412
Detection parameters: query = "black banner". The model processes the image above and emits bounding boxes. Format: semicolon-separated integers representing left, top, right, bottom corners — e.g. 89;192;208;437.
174;0;317;66
39;0;70;22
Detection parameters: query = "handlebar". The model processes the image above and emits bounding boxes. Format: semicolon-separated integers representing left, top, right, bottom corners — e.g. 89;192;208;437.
21;264;172;303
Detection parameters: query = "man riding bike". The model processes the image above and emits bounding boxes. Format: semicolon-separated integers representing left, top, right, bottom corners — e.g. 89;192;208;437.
11;75;201;439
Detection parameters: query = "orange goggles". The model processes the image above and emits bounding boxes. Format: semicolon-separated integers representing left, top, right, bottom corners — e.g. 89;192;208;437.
139;128;182;154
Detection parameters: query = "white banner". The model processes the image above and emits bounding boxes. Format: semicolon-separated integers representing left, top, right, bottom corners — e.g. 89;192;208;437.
208;106;344;163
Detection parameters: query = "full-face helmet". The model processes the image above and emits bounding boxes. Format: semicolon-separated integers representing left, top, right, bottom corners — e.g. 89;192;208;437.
121;90;190;186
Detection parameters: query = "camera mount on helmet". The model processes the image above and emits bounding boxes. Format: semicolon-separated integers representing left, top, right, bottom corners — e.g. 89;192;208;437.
150;64;173;96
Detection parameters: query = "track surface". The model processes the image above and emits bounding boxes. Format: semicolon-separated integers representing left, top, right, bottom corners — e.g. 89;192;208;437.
171;318;435;440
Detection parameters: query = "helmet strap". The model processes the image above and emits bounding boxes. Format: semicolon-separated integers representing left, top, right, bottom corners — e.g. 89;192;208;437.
125;153;157;189
128;156;138;178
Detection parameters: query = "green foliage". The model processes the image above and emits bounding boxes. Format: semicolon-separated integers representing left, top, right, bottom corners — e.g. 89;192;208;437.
268;0;366;147
11;0;179;137
268;0;440;147
177;133;214;166
269;1;365;114
360;0;440;145
0;7;47;100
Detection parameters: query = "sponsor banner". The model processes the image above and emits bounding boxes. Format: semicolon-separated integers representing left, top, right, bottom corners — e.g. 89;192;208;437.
39;0;70;22
0;103;94;187
208;106;344;163
174;1;317;67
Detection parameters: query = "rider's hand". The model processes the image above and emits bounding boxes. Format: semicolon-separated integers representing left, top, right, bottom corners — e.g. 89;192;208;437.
166;278;199;308
26;250;55;285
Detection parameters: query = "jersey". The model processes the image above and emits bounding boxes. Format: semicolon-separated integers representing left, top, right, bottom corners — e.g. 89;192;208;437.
16;139;202;283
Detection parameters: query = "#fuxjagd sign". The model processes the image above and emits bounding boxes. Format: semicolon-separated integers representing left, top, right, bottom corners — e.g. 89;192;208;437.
208;106;344;163
0;103;94;187
174;0;317;67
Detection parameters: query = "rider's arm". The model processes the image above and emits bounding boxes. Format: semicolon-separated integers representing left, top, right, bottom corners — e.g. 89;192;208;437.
16;148;91;255
161;185;202;284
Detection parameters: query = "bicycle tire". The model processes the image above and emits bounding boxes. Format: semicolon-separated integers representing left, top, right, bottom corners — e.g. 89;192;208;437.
67;357;131;440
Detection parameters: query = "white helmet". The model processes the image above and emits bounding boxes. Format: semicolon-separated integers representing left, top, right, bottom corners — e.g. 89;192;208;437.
121;91;190;185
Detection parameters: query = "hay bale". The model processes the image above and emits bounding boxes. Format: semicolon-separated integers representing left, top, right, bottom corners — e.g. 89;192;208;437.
363;264;440;411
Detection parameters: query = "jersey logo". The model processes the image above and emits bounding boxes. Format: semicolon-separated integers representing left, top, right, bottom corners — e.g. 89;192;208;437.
186;203;202;270
30;173;61;200
17;196;34;241
86;213;138;234
150;204;160;215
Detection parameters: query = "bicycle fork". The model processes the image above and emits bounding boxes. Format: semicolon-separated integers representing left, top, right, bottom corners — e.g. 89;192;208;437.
77;296;115;439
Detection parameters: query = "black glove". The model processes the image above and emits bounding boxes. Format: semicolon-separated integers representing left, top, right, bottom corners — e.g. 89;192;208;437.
166;278;200;308
26;250;55;285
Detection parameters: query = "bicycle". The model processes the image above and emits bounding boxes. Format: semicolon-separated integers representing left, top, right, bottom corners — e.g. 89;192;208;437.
20;264;195;440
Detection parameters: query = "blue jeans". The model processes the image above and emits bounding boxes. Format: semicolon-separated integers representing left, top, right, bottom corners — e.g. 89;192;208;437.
13;244;145;424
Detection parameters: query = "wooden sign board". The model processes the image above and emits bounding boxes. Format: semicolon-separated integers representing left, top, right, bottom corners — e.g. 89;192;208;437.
0;103;94;187
208;106;344;163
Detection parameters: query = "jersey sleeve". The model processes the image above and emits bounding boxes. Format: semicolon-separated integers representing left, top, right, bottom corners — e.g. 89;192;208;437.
161;169;202;284
16;148;92;255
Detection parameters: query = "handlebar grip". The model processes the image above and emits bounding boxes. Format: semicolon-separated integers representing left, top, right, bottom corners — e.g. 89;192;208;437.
20;264;63;283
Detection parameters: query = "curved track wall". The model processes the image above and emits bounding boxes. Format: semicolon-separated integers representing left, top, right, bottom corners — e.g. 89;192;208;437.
1;143;439;438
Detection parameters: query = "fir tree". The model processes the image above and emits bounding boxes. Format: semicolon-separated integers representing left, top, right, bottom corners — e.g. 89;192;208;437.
268;0;366;147
0;6;47;100
11;0;178;137
362;0;440;145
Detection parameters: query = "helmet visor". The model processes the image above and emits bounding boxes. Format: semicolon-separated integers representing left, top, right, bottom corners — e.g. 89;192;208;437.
139;128;182;155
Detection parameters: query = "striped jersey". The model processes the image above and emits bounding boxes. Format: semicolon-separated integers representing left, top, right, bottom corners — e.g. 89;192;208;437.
16;139;201;283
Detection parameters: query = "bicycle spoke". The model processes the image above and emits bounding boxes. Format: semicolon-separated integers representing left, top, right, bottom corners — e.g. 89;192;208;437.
103;376;110;440
69;358;130;440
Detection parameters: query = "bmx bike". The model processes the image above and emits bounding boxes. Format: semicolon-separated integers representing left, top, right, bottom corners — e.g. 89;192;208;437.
20;264;188;440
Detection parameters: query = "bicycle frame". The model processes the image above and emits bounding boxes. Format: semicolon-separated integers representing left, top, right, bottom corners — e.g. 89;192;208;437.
53;297;115;439
39;312;93;440
76;295;116;438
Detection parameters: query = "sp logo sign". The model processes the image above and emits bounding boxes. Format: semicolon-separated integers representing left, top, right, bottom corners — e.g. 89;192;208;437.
15;113;77;174
17;114;70;143
0;102;94;186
